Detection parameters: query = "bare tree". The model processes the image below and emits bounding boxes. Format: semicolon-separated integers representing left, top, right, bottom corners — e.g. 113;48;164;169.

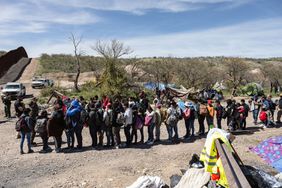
69;33;83;92
176;59;216;89
93;40;133;60
262;63;282;93
224;58;249;96
91;40;133;95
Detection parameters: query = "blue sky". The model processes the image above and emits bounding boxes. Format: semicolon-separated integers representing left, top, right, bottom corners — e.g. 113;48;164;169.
1;0;282;57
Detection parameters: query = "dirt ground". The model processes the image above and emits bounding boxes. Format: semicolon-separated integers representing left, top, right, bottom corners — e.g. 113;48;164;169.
0;59;282;188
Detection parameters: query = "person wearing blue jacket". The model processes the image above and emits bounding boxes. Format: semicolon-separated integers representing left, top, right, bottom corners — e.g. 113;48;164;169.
66;99;83;151
19;108;34;154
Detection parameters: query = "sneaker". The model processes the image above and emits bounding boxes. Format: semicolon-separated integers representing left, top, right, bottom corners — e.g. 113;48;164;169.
115;146;120;149
55;148;62;153
39;150;47;154
31;142;37;147
147;141;154;145
20;151;25;155
28;149;34;153
76;147;83;152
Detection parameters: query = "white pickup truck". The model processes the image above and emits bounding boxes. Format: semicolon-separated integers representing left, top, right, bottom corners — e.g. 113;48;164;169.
1;82;26;98
31;77;54;89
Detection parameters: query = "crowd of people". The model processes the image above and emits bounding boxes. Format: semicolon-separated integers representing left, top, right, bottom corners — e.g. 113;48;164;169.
2;91;282;155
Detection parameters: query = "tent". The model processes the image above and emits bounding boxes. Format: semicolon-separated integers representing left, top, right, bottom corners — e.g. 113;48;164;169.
241;83;264;96
250;136;282;172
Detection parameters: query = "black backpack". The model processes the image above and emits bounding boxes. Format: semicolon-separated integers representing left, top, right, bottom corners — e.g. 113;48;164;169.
15;117;30;132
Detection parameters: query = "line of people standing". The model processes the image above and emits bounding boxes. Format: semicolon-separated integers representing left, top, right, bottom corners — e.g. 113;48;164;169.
11;92;282;154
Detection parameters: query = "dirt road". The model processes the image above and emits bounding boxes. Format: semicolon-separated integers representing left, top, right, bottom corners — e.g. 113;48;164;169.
1;113;281;187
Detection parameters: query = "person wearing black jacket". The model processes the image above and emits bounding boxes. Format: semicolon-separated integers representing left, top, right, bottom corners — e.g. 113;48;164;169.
14;97;25;118
29;98;39;146
241;99;250;129
112;99;124;148
47;105;66;153
35;110;51;153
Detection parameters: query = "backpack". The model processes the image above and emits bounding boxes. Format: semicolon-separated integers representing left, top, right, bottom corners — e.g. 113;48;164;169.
104;110;113;126
80;109;89;125
222;109;228;119
95;109;104;125
184;108;191;120
259;111;267;122
135;115;143;129
65;115;72;129
144;114;153;126
199;104;208;115
177;108;184;120
116;112;125;125
15;117;30;132
167;108;178;125
35;118;47;133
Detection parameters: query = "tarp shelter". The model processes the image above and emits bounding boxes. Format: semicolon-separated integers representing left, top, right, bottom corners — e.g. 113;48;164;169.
143;82;175;91
250;136;282;172
166;85;196;98
241;82;264;96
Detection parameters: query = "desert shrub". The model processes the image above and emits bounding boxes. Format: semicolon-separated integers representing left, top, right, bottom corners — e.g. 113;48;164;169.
38;54;104;74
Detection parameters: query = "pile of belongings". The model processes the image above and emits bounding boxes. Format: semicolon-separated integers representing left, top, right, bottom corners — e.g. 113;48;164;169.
126;176;167;188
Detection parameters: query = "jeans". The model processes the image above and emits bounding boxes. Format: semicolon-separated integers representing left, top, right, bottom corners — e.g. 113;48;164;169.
252;109;259;123
166;121;178;140
124;124;132;145
106;125;114;146
185;118;195;137
112;126;121;146
131;126;144;143
198;115;206;134
241;118;247;129
147;123;155;142
66;128;75;148
217;117;222;129
39;132;49;150
72;125;83;149
20;131;31;152
89;124;98;147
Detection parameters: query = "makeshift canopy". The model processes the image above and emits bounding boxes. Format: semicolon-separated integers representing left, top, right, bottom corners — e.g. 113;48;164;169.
143;82;175;91
250;136;282;172
166;85;196;98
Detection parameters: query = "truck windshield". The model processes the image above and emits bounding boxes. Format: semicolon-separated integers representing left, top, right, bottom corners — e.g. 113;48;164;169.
5;85;20;89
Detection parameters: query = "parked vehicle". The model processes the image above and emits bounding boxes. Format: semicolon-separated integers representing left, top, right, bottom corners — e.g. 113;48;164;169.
1;82;26;98
32;77;54;89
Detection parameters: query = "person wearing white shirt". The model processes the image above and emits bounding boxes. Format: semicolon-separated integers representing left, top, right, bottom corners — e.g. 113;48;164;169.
124;102;133;146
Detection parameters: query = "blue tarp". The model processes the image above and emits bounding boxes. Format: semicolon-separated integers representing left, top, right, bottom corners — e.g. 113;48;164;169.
177;100;185;111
